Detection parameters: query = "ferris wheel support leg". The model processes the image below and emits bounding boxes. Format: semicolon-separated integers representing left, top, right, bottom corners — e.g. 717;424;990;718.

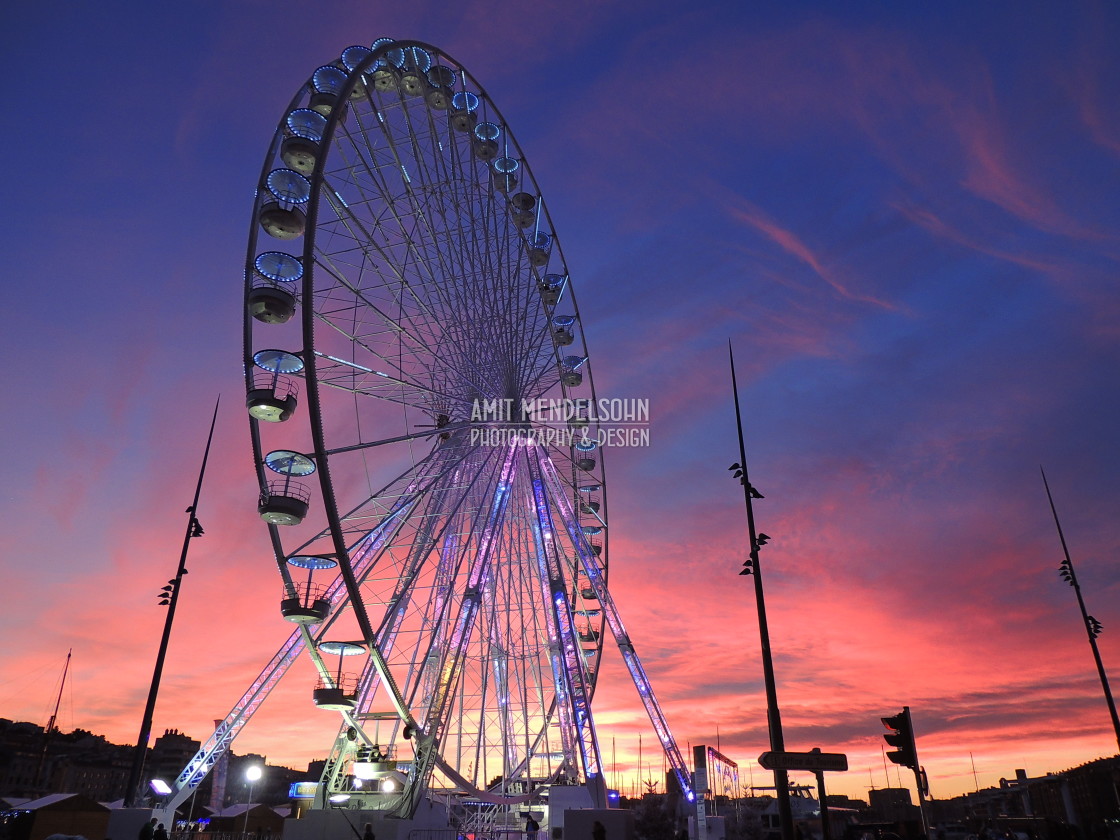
527;450;606;806
158;629;305;823
393;445;519;819
538;454;695;803
307;493;429;808
316;477;465;805
529;502;583;779
590;572;693;800
162;493;417;822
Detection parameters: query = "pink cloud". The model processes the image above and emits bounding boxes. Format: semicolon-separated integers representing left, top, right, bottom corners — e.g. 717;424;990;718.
1065;0;1120;157
7;4;1120;810
890;198;1065;275
947;86;1114;243
726;201;899;311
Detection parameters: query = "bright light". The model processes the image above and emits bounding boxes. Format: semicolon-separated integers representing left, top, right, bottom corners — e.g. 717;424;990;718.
246;765;263;782
149;779;172;796
329;793;351;803
380;778;397;792
352;762;377;780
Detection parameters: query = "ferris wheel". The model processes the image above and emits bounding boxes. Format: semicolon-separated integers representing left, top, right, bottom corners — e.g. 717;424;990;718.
236;39;692;821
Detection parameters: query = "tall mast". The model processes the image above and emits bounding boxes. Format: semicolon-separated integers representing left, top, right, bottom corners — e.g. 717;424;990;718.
125;398;220;806
1042;467;1120;752
35;649;72;790
729;343;793;840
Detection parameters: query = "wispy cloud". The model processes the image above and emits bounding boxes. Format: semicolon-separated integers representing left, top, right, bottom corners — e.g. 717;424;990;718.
726;200;898;311
4;1;1120;806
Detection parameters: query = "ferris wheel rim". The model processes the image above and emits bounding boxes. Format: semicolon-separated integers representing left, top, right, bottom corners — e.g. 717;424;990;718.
242;37;616;807
266;37;612;584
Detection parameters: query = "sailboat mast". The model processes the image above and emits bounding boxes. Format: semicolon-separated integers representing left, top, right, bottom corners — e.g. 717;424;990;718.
36;649;72;790
46;649;72;733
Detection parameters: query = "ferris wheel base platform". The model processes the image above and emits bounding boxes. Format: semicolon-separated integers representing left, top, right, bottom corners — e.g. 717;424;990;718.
281;785;624;840
281;801;451;840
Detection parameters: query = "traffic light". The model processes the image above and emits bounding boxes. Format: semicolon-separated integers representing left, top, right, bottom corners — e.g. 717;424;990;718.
881;707;917;770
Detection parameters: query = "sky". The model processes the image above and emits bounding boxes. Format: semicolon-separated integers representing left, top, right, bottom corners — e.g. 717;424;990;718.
2;0;1119;805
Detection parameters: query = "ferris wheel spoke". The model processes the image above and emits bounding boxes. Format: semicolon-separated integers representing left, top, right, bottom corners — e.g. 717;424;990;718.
518;344;564;399
311;235;439;360
314;187;446;360
349;443;508;698
313;145;467;380
315;373;463;414
312;326;437;395
311;350;473;411
343;455;498;729
316;195;445;348
391;444;518;810
320;421;474;456
478;458;563;779
315;140;546;412
353;92;548;389
277;440;466;583
336;443;487;545
356;103;464;300
384;192;530;385
334;98;483;341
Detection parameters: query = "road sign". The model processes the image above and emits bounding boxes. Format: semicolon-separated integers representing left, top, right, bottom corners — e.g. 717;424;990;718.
757;749;848;772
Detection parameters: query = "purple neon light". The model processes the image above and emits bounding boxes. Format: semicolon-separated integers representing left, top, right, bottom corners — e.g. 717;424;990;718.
422;444;518;743
530;469;601;778
534;447;694;800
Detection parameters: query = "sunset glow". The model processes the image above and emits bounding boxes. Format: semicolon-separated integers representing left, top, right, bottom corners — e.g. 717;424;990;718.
3;0;1118;807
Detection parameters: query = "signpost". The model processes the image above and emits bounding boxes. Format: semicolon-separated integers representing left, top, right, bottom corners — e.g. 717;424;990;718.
758;749;848;840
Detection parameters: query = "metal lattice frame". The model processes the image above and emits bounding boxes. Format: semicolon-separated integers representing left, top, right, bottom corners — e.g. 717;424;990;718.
159;38;697;824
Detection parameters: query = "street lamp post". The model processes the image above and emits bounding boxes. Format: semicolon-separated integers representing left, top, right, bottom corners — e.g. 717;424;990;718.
244;765;263;835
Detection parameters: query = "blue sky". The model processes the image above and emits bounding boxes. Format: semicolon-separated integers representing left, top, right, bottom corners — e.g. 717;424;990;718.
2;0;1118;801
